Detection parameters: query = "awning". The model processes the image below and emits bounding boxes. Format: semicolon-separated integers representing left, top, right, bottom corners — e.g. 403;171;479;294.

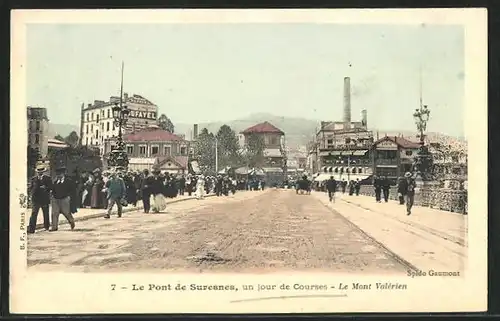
330;151;342;155
352;150;368;156
327;166;333;172
321;166;327;172
341;151;353;156
314;173;331;182
235;166;251;175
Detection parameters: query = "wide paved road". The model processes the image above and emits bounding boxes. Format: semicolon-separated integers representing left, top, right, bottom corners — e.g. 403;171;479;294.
28;189;408;274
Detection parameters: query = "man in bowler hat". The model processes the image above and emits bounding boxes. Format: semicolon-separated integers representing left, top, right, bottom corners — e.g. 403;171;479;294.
27;166;52;233
50;166;76;231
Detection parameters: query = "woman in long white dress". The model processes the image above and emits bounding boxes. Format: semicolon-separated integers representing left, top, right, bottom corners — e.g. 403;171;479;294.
151;170;167;212
196;175;205;200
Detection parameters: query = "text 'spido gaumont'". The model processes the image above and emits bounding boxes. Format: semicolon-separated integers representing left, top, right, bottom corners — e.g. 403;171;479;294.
408;270;461;278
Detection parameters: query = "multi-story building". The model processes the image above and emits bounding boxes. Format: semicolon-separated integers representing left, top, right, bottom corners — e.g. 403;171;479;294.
80;93;158;154
311;115;374;182
103;125;190;174
240;121;286;185
371;135;421;181
27;107;50;158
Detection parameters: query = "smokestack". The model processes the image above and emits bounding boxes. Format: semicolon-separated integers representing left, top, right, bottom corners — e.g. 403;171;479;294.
193;124;198;140
361;109;367;128
343;77;351;129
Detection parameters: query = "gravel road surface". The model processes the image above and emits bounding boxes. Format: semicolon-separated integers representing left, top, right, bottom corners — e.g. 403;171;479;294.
28;189;408;274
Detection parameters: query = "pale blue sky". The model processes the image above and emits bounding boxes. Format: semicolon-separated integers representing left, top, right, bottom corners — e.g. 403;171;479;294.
26;23;464;136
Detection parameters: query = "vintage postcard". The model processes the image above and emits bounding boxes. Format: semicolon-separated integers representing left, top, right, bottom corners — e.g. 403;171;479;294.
10;9;487;314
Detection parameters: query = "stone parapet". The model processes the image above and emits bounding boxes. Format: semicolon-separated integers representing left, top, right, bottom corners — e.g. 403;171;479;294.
358;185;467;214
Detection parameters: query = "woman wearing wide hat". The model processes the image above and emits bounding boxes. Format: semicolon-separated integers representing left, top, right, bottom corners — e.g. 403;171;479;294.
150;168;167;212
90;168;105;209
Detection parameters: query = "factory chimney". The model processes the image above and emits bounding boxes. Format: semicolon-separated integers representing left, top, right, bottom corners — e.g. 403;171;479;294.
343;77;351;129
361;109;367;128
193;124;199;140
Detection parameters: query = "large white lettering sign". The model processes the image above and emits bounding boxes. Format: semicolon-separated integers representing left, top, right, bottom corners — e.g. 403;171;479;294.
128;109;157;120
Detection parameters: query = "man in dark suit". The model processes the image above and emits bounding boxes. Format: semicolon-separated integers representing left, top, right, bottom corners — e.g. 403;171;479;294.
373;175;382;203
178;175;186;196
325;176;337;202
27;166;52;233
382;176;391;202
50;166;76;232
141;169;153;213
354;179;361;196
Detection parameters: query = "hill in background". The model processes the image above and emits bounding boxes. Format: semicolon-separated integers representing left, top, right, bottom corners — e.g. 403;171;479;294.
50;112;466;151
48;123;79;139
175;112;320;149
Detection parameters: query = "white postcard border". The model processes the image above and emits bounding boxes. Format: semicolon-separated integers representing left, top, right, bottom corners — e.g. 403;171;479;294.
10;8;488;314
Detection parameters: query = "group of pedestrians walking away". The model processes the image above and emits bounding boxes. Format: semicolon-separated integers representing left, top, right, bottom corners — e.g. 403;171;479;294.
322;172;417;215
27;164;268;234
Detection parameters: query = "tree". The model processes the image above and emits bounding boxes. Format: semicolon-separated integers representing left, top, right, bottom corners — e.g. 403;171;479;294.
244;133;265;168
158;114;175;133
48;145;102;176
194;128;216;173
54;134;65;141
215;124;241;168
64;131;80;147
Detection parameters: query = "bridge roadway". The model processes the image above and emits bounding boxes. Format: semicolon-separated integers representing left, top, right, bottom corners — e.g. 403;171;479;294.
27;188;464;274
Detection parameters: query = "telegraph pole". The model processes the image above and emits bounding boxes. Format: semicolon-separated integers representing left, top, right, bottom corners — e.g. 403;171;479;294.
215;138;218;174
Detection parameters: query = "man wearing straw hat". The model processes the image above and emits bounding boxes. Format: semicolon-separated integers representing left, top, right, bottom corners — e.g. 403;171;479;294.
27;165;52;233
50;165;76;231
400;172;417;215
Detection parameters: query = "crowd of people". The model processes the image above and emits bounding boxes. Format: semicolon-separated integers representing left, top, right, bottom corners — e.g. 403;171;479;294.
27;165;268;233
322;173;417;215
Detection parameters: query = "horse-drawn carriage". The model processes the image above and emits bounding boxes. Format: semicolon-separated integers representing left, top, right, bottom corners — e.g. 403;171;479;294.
295;176;312;195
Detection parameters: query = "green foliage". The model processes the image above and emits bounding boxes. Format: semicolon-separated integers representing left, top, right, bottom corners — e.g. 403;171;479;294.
65;131;80;147
244;133;265;168
194;128;216;173
48;145;102;176
158;114;175;133
54;131;80;147
215;124;241;168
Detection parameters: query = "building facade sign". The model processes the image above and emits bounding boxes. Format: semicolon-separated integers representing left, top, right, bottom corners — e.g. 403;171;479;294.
129;109;157;120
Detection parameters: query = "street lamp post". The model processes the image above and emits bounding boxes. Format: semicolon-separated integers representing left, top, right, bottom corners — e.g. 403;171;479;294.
413;104;433;181
413;104;431;144
107;62;130;169
107;102;130;168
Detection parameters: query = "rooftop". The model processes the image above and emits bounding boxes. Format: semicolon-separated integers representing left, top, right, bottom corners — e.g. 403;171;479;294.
241;121;284;135
84;94;156;110
373;135;421;149
120;127;185;142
